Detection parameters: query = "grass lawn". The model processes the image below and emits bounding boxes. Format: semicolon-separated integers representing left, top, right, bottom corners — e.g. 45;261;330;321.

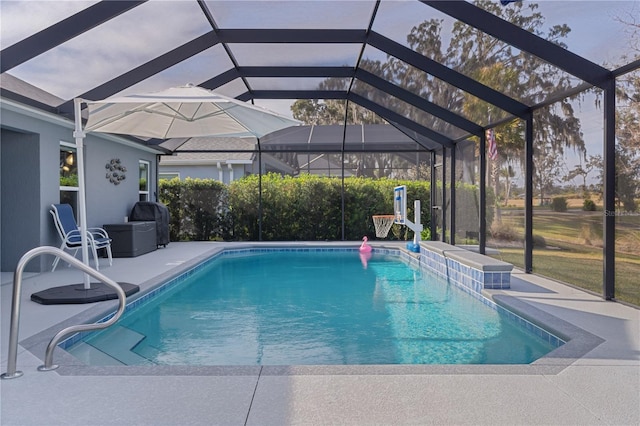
489;208;640;306
492;246;640;306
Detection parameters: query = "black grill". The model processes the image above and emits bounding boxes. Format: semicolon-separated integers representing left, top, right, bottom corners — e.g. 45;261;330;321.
129;201;170;247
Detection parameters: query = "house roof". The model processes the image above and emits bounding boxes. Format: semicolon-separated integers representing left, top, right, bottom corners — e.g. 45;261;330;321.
0;73;170;153
0;72;64;112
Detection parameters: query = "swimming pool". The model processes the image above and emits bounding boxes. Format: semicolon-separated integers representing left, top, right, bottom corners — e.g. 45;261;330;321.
67;248;562;366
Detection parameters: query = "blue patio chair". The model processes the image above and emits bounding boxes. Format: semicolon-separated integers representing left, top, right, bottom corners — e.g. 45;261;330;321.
50;203;113;271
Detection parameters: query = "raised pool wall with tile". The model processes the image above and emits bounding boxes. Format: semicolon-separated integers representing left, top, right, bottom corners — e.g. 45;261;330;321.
411;243;563;349
418;241;513;293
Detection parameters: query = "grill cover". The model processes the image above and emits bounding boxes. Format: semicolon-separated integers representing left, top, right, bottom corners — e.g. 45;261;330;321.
129;202;170;246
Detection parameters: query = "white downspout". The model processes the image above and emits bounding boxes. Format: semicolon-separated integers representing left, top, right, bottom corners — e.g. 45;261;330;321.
217;162;223;182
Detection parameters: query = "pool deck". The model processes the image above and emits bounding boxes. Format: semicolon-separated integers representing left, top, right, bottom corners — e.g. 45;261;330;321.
1;241;638;425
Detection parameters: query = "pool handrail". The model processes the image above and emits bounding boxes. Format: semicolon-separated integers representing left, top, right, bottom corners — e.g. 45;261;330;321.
1;246;126;380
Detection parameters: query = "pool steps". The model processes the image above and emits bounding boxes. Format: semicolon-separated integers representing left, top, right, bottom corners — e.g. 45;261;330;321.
69;325;154;366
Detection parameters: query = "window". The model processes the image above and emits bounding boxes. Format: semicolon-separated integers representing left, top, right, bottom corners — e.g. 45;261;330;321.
159;172;180;180
59;142;78;214
139;160;150;201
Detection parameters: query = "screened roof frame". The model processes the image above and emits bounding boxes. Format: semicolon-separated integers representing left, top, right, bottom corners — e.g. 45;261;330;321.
2;0;639;301
0;0;636;152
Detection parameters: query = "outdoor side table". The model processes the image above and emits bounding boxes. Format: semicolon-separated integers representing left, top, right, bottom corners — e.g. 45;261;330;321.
103;221;157;257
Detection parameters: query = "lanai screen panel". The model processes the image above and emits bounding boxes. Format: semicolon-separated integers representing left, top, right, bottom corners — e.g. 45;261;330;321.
372;1;593;112
615;68;640;305
111;45;235;98
229;44;362;68
0;1;96;47
356;124;427;153
6;1;211;100
260;124;432;154
473;0;640;67
205;0;378;29
352;81;468;141
247;78;351;91
210;78;256;99
359;45;513;127
386;123;443;151
420;2;588;105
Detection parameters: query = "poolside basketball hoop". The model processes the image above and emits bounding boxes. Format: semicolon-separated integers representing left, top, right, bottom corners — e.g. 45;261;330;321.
372;215;396;238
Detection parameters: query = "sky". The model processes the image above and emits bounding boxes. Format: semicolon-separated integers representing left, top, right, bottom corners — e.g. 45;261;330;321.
1;0;638;184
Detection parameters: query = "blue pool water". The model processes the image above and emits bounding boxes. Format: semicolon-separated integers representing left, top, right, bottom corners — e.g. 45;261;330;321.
70;251;559;365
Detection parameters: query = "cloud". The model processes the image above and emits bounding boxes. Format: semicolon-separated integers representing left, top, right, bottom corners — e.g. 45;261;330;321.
7;0;211;99
0;1;97;49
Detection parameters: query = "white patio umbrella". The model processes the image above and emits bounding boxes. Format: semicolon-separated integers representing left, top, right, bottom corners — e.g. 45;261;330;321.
84;84;300;138
72;84;301;288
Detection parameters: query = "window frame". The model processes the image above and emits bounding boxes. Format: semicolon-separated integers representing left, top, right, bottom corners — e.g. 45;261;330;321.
139;159;151;201
59;141;79;213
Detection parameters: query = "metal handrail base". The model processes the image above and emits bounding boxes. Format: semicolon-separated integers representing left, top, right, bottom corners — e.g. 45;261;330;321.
37;365;59;372
0;371;24;380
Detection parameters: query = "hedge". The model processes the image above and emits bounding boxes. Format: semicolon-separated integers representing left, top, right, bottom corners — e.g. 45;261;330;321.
159;174;486;242
159;178;231;241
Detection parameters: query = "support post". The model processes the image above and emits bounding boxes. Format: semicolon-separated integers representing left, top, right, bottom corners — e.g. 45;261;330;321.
258;148;262;241
479;131;486;254
524;114;533;273
603;79;616;300
341;152;345;241
450;145;456;246
430;151;437;240
441;148;447;243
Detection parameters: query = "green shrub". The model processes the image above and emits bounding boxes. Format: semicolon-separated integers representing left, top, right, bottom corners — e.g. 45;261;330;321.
551;197;568;212
60;174;78;187
583;198;596;211
159;178;231;241
490;221;518;241
532;234;547;248
623;199;638;212
162;175;483;242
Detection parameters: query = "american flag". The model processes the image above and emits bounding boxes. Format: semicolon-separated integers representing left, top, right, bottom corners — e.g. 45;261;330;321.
486;128;498;161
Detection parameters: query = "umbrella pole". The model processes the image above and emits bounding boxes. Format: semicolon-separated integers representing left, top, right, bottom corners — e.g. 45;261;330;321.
74;98;91;289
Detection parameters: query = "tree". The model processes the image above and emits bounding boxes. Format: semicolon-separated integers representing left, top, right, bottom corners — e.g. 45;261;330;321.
614;76;640;212
564;155;600;197
500;163;516;206
532;142;565;205
290;0;586;193
614;146;640;211
290;70;398;178
602;6;640;211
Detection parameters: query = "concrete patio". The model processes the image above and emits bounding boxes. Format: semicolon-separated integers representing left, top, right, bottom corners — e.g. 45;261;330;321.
1;241;638;425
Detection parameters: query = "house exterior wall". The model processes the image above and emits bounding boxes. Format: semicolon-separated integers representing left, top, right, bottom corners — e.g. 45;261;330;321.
84;136;157;224
0;101;159;272
1;128;40;272
159;163;247;184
